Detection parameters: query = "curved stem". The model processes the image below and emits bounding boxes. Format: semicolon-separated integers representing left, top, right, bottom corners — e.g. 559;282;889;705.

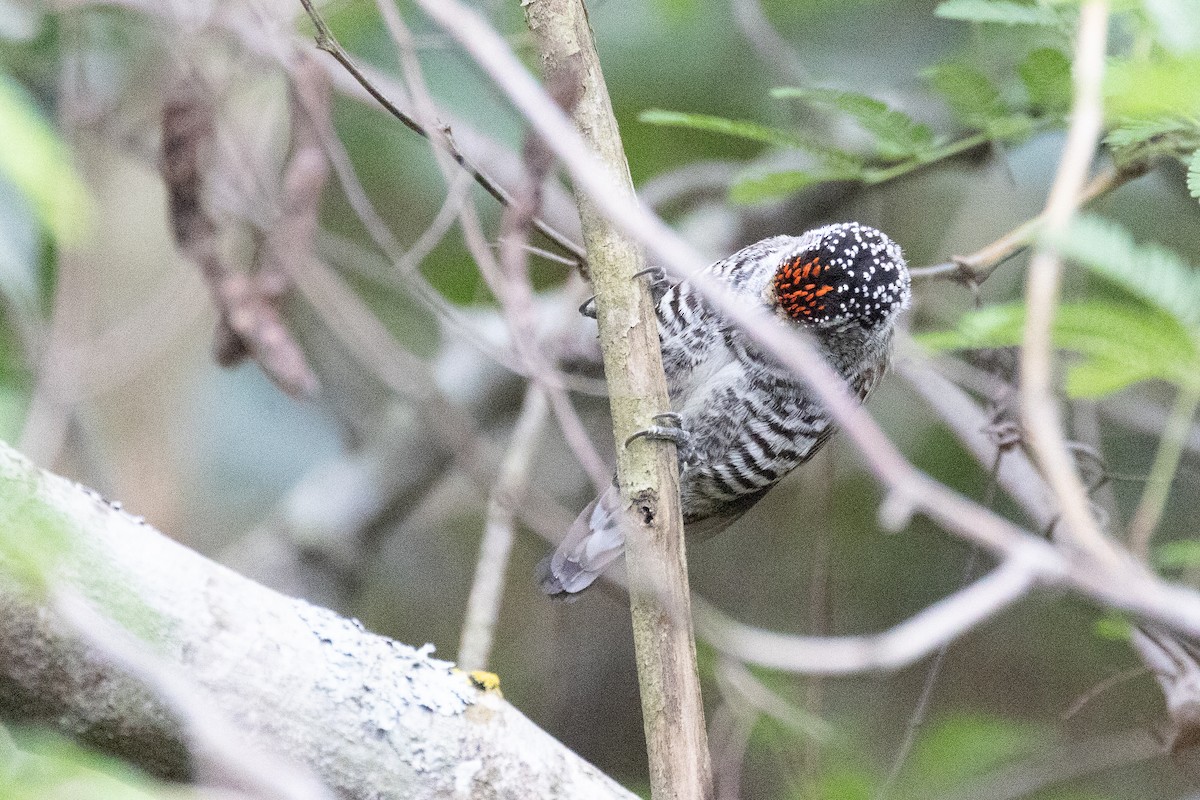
1128;381;1200;559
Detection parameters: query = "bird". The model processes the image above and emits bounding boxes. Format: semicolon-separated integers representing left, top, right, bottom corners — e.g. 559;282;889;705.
538;221;911;597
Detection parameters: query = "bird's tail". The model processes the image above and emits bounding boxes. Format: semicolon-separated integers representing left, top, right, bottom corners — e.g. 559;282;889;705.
536;483;624;598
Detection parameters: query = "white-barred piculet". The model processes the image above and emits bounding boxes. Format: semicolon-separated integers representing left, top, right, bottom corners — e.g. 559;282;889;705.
539;222;911;597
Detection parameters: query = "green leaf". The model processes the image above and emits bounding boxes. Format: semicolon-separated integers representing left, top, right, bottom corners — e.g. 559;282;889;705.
905;714;1046;792
771;87;935;160
1051;215;1200;330
639;110;869;186
1104;116;1200;166
1;725;191;800
1154;539;1200;569
638;109;823;152
1107;55;1200;118
915;303;1026;351
1189;149;1200;200
1065;356;1163;398
730;170;828;204
814;768;874;800
1094;611;1134;641
983;113;1036;141
1052;304;1200;395
1104;117;1200;164
0;73;90;246
653;0;700;19
1019;48;1072;114
935;0;1062;27
924;63;1007;128
917;300;1200;396
1104;118;1194;151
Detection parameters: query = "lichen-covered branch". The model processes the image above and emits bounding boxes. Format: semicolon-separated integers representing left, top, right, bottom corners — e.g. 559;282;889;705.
0;443;635;800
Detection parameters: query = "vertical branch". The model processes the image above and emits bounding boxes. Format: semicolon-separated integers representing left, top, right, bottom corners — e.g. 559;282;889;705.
520;3;713;799
1018;0;1126;568
458;386;549;672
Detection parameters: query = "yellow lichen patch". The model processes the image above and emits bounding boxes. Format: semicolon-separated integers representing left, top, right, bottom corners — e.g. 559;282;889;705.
467;670;503;696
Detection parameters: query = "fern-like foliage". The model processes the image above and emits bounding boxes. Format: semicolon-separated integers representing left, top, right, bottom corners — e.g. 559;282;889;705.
922;217;1200;398
770;87;936;161
1051;215;1200;330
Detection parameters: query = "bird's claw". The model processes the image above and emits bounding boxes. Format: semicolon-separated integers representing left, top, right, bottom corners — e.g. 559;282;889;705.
626;413;694;463
579;295;597;319
633;266;671;303
580;268;669;319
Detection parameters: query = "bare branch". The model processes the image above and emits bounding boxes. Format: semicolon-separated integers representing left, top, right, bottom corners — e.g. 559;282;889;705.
53;593;334;800
896;354;1056;530
695;555;1040;675
910;164;1144;284
457;385;549;673
159;78;318;398
1019;1;1128;569
1127;384;1200;557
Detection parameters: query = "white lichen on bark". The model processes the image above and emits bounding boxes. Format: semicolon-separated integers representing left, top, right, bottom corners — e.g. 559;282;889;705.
0;443;635;800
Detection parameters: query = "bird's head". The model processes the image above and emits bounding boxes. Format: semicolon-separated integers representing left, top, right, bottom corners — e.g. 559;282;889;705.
768;222;910;333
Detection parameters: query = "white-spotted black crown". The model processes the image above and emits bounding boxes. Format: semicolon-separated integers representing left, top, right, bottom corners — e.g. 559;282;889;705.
773;222;910;328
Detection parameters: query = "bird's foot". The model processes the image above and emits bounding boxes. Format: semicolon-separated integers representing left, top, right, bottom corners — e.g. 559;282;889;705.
632;266;671;303
579;267;670;319
626;413;694;464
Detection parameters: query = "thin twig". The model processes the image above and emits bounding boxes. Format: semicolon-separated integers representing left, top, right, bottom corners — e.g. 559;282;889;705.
931;727;1160;800
694;556;1039;675
730;0;807;82
909;163;1145;284
1019;0;1128;569
295;0;586;269
1127;382;1200;558
286;252;582;548
896;354;1057;531
288;73;535;382
877;546;983;800
374;0;609;488
1130;626;1200;763
457;386;549;672
1102;392;1200;458
714;659;832;741
1061;666;1148;722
